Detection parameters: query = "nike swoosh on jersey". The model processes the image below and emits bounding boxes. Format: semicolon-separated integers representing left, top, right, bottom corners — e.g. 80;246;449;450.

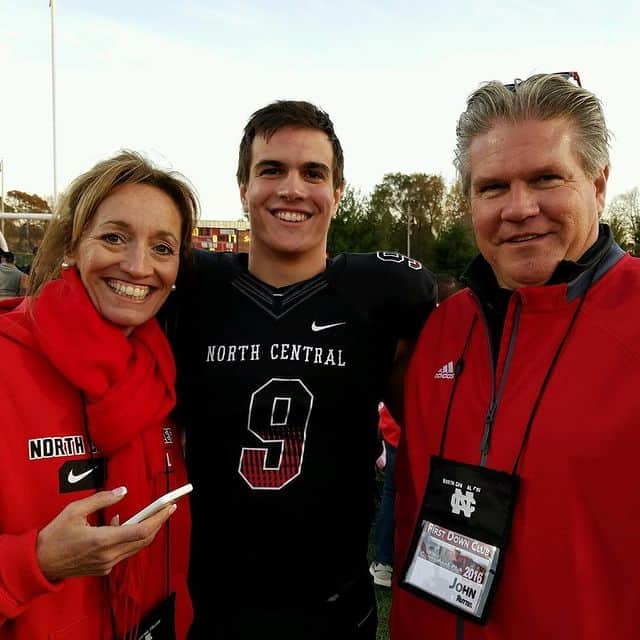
67;466;97;484
311;321;346;332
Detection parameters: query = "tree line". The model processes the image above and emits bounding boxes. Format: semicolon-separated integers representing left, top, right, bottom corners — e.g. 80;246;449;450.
3;181;638;278
603;188;640;254
328;176;640;277
0;191;50;264
328;173;477;279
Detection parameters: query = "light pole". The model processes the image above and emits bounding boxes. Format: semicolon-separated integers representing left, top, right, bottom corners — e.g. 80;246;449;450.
50;0;58;202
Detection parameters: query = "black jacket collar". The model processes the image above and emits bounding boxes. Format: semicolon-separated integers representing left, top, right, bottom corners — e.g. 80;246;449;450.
460;224;624;361
461;224;620;301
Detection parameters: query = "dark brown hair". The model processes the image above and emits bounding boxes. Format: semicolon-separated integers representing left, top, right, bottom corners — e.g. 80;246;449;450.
236;100;345;190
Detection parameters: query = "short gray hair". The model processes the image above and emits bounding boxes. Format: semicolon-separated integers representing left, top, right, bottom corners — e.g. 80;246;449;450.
454;73;610;196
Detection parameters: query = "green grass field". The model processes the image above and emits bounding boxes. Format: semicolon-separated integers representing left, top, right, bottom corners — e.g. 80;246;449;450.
373;580;392;640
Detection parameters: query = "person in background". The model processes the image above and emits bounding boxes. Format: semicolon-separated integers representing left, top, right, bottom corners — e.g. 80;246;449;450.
166;100;436;639
370;273;462;589
0;151;198;639
0;250;29;297
392;72;640;639
435;273;462;305
369;402;401;588
21;246;39;276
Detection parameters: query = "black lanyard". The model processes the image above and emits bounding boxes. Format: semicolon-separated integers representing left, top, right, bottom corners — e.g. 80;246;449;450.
439;272;595;474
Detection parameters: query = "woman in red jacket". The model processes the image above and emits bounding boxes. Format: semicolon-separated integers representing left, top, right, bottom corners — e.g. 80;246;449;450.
0;151;198;639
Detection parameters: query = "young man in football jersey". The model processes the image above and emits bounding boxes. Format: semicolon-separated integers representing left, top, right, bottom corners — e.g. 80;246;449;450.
168;100;436;639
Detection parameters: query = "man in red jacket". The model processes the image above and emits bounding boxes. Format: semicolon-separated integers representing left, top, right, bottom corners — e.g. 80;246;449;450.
392;72;640;639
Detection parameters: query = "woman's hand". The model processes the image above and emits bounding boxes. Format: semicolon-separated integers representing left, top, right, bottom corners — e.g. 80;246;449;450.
35;487;176;581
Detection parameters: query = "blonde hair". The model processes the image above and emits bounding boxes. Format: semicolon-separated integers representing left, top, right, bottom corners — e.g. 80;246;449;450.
29;150;199;296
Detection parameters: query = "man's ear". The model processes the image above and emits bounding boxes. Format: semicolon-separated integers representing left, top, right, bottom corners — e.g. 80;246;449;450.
595;165;609;217
239;184;248;213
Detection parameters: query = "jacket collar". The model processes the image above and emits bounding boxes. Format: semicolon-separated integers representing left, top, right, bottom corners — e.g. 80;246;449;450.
461;224;624;303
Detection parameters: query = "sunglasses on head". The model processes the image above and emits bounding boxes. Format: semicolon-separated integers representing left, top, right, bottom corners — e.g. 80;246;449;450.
504;71;582;92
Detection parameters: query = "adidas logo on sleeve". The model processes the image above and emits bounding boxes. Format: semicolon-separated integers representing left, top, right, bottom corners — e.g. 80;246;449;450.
434;361;455;379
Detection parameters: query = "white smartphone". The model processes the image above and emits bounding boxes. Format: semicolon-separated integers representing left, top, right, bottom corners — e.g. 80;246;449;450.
122;483;193;526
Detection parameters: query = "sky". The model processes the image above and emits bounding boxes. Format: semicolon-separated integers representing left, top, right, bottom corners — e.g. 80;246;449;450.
1;1;638;220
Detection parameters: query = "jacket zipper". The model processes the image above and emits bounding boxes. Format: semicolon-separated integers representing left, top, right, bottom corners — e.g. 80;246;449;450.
474;293;522;465
456;292;522;639
165;451;172;597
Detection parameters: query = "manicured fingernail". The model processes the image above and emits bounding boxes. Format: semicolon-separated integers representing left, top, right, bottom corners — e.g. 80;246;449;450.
112;486;127;497
169;504;177;514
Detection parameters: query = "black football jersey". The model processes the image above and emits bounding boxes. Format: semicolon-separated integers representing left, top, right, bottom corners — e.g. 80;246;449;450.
167;250;435;613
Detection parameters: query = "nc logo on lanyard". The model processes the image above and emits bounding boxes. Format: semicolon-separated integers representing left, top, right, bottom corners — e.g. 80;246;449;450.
450;488;476;518
400;456;520;624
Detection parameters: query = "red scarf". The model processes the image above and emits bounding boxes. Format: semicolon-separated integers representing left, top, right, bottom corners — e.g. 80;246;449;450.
30;268;176;638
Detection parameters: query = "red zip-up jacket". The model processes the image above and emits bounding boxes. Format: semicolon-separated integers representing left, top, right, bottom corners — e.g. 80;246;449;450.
0;297;192;639
393;247;640;639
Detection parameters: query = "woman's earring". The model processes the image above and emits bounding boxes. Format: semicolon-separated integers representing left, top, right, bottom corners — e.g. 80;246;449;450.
171;284;177;291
